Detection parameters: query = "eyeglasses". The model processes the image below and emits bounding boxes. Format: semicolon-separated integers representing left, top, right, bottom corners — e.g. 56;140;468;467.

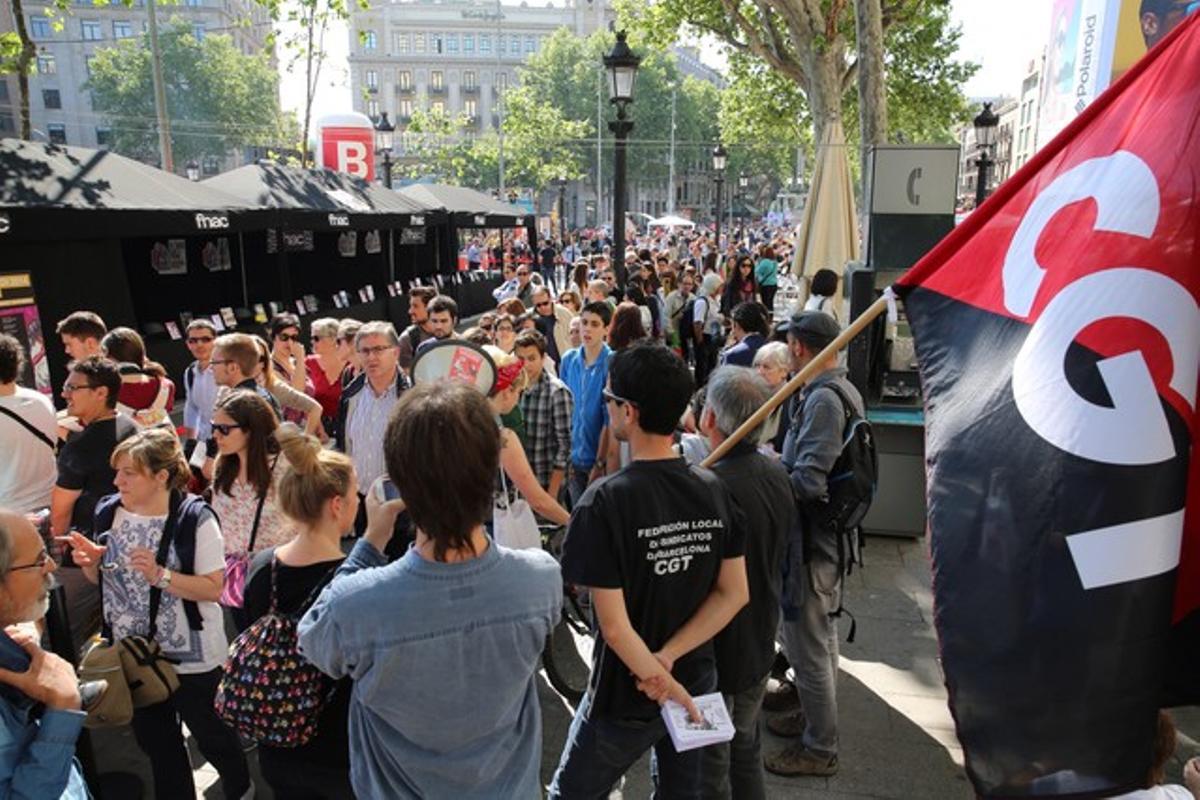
61;382;96;394
9;547;51;573
186;336;214;344
210;422;244;436
517;270;529;277
209;358;233;367
358;345;393;357
275;332;299;342
536;300;552;309
603;388;637;408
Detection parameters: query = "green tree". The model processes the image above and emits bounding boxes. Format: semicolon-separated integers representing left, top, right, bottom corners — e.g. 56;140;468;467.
86;20;285;166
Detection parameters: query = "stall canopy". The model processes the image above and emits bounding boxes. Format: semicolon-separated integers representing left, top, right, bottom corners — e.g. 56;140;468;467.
647;214;696;228
399;183;529;228
202;162;440;230
0;138;264;242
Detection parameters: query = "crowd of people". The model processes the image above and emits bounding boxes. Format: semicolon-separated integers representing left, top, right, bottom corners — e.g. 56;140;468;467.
0;224;1194;800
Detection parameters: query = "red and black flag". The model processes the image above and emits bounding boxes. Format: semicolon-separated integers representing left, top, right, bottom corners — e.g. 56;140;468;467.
895;13;1200;798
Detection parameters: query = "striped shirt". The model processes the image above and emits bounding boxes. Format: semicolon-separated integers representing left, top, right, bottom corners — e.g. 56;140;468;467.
346;378;398;495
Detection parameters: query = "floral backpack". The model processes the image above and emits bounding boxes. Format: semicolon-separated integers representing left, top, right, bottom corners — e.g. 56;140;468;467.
214;556;336;748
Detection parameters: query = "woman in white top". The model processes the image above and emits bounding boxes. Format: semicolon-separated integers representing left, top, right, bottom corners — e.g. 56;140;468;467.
67;428;250;800
804;268;839;317
0;334;57;512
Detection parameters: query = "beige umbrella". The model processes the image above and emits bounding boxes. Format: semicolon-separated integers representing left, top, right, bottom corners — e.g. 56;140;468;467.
791;119;860;318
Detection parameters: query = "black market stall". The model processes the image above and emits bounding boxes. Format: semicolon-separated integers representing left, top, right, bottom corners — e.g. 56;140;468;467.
0;138;271;391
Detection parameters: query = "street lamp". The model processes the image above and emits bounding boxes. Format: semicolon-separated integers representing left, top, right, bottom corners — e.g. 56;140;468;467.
604;30;640;288
185;160;200;182
737;171;749;227
711;143;726;252
973;102;999;207
551;175;568;246
374;112;395;189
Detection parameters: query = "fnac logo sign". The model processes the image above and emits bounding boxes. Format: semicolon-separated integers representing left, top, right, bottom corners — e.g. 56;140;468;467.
320;126;375;182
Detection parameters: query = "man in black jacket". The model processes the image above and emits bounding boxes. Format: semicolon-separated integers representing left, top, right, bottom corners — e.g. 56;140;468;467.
697;366;795;799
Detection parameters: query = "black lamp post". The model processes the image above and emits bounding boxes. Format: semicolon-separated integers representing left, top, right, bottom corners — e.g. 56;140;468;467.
374;112;395;189
185;160;200;182
711;143;727;252
551;175;568;246
604;30;640;288
973;102;999;207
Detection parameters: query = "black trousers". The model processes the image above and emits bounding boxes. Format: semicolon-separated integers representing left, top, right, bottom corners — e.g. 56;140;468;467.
130;668;250;800
259;749;355;800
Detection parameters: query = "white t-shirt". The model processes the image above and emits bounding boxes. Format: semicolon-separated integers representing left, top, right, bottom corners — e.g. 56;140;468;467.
101;507;228;674
1113;787;1192;800
804;294;835;315
0;388;58;513
693;295;722;336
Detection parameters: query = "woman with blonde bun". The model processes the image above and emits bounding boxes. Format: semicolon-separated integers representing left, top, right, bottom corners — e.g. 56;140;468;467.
238;422;355;799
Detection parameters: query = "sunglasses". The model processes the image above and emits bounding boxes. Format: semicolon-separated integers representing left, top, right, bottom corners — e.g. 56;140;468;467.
61;382;96;394
186;336;215;344
603;388;637;408
275;332;300;342
210;422;244;436
536;300;552;309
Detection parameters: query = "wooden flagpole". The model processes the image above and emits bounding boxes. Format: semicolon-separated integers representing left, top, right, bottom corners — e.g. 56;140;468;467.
700;294;892;468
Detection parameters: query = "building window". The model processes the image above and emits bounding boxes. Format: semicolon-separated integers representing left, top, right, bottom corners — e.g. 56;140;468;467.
185;0;203;6
431;70;443;90
446;34;458;54
96;127;111;146
30;17;52;39
510;34;520;54
47;123;66;144
464;98;477;118
113;20;133;38
0;113;13;134
202;156;220;175
37;54;56;75
84;54;95;77
367;99;379;118
192;23;205;41
365;69;378;89
0;82;7;102
398;98;413;118
463;34;474;53
479;34;490;54
431;99;445;115
81;20;102;41
362;29;377;50
395;33;409;53
414;33;425;53
398;70;412;90
524;35;535;54
463;69;476;89
431;33;443;54
496;72;509;91
43;89;61;110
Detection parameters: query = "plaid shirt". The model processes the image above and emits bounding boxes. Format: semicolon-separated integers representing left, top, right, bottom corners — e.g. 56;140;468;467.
519;369;574;489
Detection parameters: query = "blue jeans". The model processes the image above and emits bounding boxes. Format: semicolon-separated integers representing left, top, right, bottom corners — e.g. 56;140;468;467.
568;463;592;508
549;690;708;799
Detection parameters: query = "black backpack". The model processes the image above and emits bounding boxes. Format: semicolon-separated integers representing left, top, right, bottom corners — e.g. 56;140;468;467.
676;297;698;343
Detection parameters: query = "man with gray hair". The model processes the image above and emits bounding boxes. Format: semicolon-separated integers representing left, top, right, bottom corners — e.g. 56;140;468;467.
334;321;410;536
696;367;796;798
0;510;88;798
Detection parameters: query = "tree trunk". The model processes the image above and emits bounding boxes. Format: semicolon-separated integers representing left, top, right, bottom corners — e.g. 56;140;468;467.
854;0;887;180
11;0;38;140
802;45;842;150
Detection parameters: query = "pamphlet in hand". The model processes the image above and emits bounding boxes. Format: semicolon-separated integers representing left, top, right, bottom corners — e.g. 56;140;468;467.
660;692;735;752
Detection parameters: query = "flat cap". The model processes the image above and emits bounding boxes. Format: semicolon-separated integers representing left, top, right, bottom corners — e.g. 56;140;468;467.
781;310;841;342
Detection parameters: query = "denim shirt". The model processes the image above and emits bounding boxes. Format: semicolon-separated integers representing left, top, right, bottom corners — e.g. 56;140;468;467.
0;632;89;800
298;538;562;799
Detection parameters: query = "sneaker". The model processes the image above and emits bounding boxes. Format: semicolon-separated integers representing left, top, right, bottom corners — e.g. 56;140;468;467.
766;709;806;738
762;677;799;712
764;745;839;777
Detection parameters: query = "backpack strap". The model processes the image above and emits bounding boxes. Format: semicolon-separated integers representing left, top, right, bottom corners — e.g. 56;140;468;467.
184;362;196;396
0;406;55;451
146;491;185;641
245;457;278;556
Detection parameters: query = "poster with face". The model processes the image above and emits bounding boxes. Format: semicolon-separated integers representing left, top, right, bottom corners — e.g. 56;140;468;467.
0;272;50;395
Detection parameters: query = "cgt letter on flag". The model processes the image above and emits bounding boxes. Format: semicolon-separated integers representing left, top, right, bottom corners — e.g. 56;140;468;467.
896;12;1200;798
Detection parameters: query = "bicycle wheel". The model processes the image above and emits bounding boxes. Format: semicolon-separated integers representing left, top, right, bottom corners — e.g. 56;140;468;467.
542;588;594;706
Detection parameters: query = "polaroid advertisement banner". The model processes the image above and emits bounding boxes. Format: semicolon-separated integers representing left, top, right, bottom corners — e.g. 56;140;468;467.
0;272;51;395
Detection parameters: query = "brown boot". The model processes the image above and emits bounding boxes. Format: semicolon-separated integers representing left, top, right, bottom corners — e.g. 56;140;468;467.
765;709;806;738
764;745;839;777
761;677;799;712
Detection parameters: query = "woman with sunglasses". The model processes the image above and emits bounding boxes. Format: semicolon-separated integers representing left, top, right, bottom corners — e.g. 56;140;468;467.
251;336;325;440
66;428;250;800
305;317;345;435
210;390;295;631
721;256;758;317
268;313;313;396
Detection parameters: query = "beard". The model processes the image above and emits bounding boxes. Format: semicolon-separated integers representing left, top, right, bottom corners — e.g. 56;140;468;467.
12;574;56;624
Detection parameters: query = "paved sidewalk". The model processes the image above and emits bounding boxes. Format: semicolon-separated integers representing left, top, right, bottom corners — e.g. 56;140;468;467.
90;535;1198;798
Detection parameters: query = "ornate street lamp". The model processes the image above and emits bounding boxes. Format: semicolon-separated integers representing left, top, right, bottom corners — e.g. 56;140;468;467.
604;30;640;288
374;112;395;189
973;102;999;207
711;143;727;250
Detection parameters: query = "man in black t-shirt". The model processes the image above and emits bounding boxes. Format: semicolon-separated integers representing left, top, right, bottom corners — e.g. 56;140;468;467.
538;239;558;288
549;342;749;799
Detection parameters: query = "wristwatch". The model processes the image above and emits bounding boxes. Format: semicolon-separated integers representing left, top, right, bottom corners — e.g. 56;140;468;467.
154;568;172;590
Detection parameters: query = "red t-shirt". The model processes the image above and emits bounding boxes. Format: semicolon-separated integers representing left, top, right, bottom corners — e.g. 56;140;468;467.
305;355;342;419
117;376;175;412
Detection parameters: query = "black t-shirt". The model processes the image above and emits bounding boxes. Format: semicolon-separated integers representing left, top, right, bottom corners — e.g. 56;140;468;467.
534;313;561;364
710;444;795;693
560;457;745;721
539;246;556;269
56;415;136;534
243;548;350;768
